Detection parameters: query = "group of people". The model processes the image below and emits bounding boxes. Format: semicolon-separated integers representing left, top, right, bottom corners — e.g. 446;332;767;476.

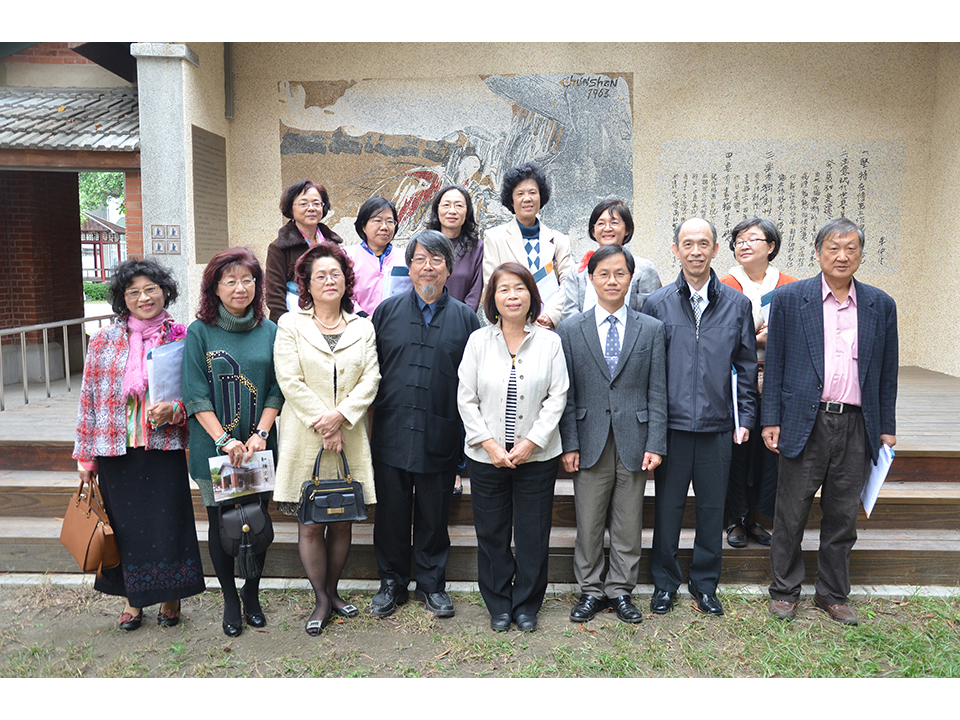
73;160;898;637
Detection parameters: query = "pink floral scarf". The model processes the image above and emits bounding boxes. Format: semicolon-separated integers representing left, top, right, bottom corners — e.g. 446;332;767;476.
122;312;169;399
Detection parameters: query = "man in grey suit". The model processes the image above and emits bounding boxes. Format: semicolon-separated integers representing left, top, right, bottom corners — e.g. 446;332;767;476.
557;244;668;624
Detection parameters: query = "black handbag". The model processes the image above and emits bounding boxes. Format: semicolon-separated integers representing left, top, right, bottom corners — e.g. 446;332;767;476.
297;448;367;524
219;500;274;579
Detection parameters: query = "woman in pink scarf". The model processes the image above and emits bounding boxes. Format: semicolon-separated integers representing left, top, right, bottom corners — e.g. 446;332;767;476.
74;259;204;632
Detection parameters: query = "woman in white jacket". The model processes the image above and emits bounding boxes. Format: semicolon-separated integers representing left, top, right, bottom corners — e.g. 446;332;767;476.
457;262;568;633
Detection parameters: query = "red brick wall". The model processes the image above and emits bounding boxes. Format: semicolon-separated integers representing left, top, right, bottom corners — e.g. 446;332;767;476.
0;171;85;344
0;43;94;65
124;170;143;257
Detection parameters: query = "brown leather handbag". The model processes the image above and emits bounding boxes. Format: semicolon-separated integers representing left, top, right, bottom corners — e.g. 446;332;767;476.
60;478;120;576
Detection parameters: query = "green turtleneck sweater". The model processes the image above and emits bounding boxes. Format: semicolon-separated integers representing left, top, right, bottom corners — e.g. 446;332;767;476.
183;305;284;506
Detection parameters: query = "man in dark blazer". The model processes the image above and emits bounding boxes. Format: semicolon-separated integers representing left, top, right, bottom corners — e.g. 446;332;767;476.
762;218;898;626
558;245;668;624
370;230;480;619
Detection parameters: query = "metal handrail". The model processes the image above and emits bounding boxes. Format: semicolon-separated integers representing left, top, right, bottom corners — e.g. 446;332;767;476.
0;314;115;411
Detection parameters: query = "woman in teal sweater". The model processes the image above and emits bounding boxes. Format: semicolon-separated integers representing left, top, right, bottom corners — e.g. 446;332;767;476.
183;248;284;637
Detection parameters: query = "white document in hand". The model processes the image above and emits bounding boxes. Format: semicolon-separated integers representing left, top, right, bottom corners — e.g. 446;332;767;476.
146;338;185;404
861;443;895;518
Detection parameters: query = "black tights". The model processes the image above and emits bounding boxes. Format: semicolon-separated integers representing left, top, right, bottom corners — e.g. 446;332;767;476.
205;506;266;625
298;521;352;623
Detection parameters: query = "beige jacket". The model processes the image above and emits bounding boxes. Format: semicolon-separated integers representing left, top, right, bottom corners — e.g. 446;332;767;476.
482;220;574;328
457;322;568;464
273;309;380;504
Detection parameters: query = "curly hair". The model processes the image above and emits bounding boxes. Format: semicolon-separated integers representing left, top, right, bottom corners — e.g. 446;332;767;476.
279;179;331;220
293;242;356;314
424;185;480;256
499;162;551;214
196;247;266;325
482;262;542;325
109;258;178;316
588;199;635;245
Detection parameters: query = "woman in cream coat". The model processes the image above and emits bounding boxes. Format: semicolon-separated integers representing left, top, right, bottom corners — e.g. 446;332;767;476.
482;162;573;329
274;243;380;635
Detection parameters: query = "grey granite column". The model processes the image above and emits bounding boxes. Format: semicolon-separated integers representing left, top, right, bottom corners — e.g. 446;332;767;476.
130;43;199;326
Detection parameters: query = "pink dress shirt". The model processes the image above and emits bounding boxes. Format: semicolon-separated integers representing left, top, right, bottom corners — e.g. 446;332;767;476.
344;243;407;316
821;275;861;406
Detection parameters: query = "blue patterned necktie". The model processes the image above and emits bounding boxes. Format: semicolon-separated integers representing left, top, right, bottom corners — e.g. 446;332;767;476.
604;315;620;376
690;291;702;341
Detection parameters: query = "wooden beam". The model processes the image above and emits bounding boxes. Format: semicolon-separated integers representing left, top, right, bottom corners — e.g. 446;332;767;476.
0;148;140;171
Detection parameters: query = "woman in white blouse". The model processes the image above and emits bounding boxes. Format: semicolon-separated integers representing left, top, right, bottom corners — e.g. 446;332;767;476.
457;262;568;634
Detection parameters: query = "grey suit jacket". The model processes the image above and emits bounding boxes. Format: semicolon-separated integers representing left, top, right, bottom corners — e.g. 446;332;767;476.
557;306;668;473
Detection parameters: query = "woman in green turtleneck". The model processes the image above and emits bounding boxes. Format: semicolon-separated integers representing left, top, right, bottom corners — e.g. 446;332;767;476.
182;247;284;638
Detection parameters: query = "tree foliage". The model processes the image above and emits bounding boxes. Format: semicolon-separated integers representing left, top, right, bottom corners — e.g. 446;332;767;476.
79;172;125;222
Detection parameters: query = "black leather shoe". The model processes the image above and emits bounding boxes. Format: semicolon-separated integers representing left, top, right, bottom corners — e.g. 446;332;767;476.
118;609;143;632
416;588;455;617
650;588;675;614
745;523;772;547
515;613;537;632
610;595;643;624
490;613;512;632
223;620;243;637
688;583;724;616
570;594;605;622
370;580;409;618
726;517;748;548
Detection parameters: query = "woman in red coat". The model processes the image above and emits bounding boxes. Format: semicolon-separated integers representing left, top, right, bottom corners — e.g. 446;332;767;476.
719;218;797;549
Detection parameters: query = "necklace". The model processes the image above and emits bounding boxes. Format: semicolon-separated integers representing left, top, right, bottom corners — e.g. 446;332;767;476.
313;312;343;330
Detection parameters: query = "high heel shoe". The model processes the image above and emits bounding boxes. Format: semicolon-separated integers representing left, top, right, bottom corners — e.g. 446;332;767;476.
118;608;143;632
223;620;243;637
157;601;181;627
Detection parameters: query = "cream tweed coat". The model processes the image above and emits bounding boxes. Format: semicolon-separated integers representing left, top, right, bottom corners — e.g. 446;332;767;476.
273;309;380;505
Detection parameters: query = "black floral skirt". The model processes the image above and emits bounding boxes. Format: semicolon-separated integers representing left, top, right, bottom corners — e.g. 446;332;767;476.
94;447;205;607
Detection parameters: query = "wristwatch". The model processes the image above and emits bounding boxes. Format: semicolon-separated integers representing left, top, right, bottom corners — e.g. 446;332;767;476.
255;429;269;440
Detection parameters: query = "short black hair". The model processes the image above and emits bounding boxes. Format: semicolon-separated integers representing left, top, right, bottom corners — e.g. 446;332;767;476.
588;199;635;245
279;179;331;220
587;243;635;276
355;196;398;243
405;230;455;274
499;162;551;213
728;217;782;261
483;262;542;325
109;259;179;316
815;218;865;254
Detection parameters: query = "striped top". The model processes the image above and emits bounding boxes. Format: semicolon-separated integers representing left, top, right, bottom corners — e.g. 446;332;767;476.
504;354;518;445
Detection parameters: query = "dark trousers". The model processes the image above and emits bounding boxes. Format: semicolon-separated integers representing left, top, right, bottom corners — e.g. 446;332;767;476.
769;409;871;604
651;430;730;595
372;460;455;592
725;410;779;521
466;456;558;618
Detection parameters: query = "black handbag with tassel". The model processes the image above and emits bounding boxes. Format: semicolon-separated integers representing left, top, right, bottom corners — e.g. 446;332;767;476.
219;500;274;579
297;448;367;524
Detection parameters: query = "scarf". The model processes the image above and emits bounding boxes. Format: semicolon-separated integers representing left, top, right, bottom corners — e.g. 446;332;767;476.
122;312;169;399
728;264;781;331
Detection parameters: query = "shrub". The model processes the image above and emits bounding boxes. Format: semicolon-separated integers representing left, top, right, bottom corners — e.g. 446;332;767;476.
83;281;111;302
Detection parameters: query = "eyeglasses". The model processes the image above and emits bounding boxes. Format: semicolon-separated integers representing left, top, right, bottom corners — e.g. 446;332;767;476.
367;217;396;227
593;271;629;281
312;272;344;283
295;201;324;210
124;285;163;301
219;278;257;289
734;237;768;248
594;220;623;230
411;255;446;268
438;201;466;211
